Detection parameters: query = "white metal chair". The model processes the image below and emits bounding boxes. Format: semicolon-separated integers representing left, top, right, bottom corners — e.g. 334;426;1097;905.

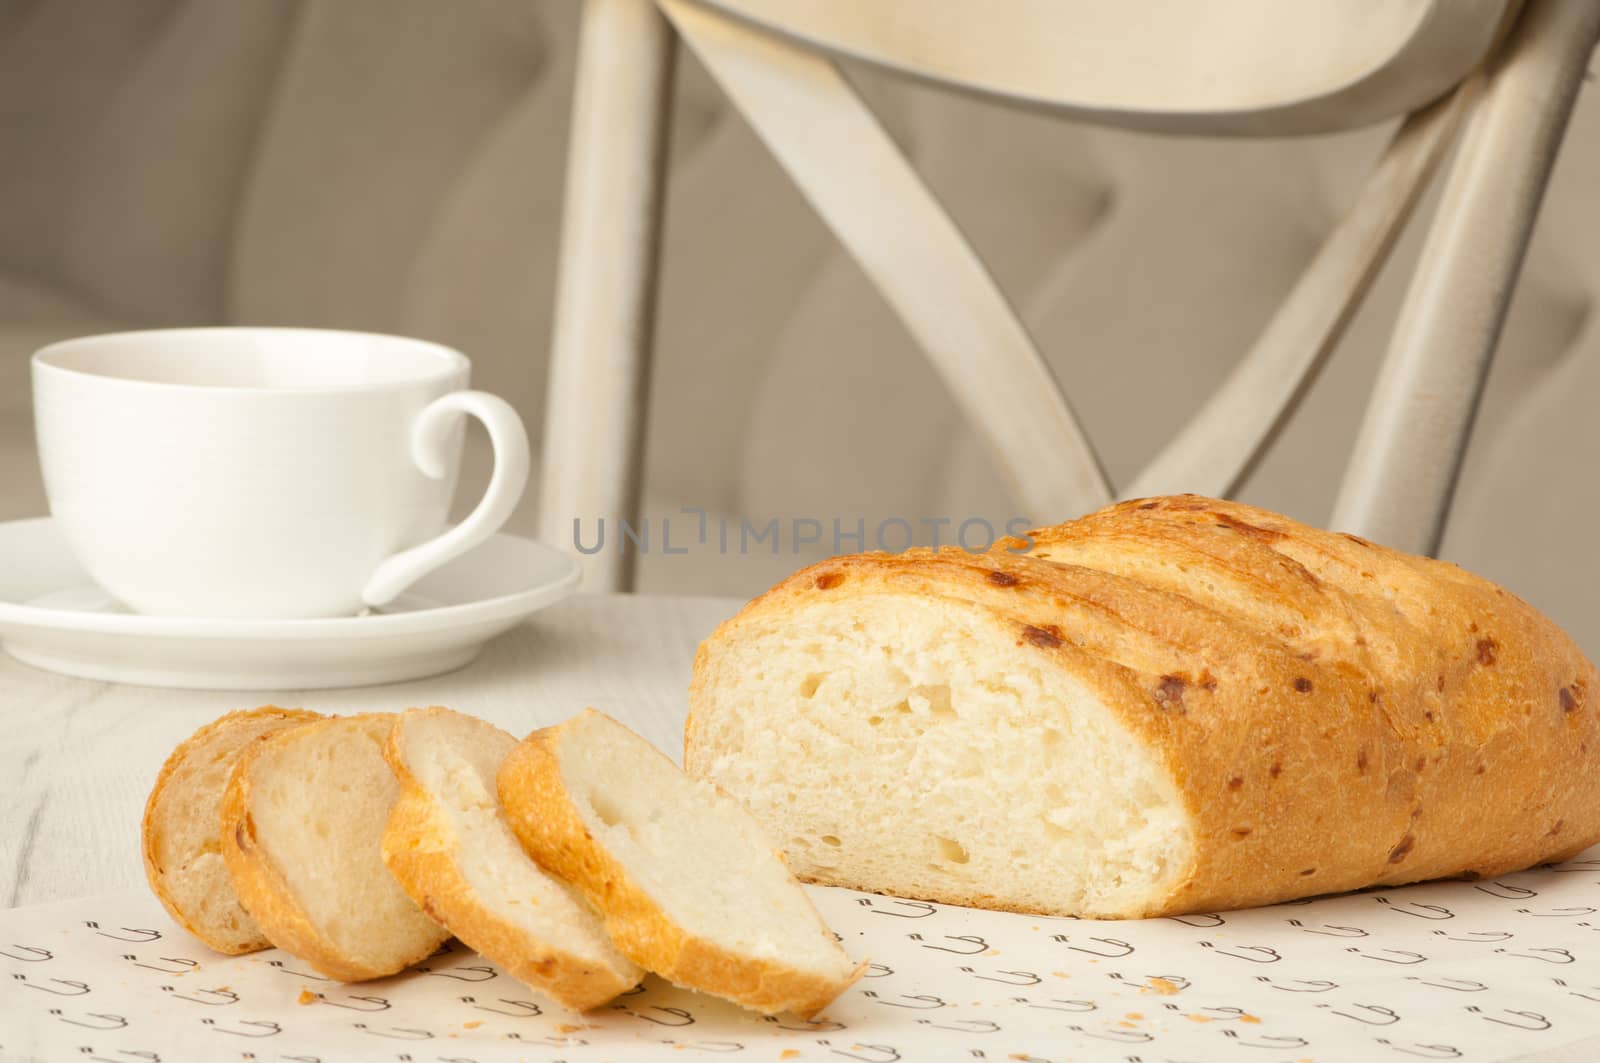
539;0;1600;591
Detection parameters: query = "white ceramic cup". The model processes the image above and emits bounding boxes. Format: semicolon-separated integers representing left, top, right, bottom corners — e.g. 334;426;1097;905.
32;327;531;619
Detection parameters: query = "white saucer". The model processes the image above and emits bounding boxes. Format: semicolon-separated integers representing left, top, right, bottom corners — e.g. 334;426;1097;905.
0;518;580;689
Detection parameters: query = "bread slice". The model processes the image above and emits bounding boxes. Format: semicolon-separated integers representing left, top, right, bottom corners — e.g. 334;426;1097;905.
142;706;322;954
686;494;1600;918
219;713;449;981
497;709;862;1018
380;707;641;1010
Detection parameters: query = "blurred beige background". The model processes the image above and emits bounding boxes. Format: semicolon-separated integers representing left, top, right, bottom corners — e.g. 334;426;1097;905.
1;1;1597;648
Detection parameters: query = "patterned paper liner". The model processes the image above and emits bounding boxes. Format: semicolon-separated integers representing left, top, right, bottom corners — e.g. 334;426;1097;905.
6;853;1600;1061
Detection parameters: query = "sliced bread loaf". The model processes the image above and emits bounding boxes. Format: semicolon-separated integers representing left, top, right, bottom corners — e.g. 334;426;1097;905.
686;494;1600;918
219;713;449;981
142;706;321;954
381;707;641;1010
497;708;862;1018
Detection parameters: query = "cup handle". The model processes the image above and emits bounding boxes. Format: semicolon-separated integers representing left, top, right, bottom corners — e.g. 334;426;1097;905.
360;390;531;608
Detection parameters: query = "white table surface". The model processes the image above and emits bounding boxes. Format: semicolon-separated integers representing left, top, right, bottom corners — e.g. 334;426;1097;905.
0;591;740;910
3;590;1595;1062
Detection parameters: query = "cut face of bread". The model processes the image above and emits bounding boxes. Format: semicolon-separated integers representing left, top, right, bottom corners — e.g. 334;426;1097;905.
220;713;449;981
142;706;322;954
688;594;1193;918
498;709;862;1018
381;707;641;1010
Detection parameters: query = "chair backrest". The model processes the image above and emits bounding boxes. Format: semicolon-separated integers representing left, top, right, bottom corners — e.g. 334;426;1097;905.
542;0;1599;592
696;0;1511;133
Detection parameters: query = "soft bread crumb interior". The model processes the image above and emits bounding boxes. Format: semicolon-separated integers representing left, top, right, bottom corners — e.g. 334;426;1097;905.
557;711;851;976
247;716;441;966
689;594;1192;916
394;711;635;973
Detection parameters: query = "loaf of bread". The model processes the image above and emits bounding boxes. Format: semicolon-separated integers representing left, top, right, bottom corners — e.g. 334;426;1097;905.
220;713;450;980
381;707;642;1010
498;709;863;1018
142;706;321;953
687;495;1600;918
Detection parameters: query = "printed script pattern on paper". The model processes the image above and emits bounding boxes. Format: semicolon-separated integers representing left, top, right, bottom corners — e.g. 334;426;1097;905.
7;851;1600;1061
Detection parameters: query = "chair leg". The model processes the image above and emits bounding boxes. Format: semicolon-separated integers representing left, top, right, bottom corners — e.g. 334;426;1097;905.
1331;0;1600;556
539;0;676;593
